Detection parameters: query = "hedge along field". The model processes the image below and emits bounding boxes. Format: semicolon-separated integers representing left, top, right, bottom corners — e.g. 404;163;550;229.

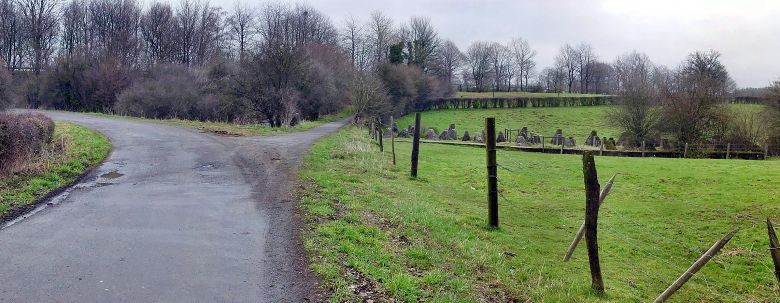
0;121;110;218
454;92;610;99
395;103;766;142
300;126;780;302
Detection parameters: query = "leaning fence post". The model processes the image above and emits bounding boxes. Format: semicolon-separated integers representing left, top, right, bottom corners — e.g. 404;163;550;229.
485;118;499;228
564;174;616;262
726;143;731;159
767;218;780;284
652;228;739;303
411;113;421;178
390;117;396;166
582;152;604;294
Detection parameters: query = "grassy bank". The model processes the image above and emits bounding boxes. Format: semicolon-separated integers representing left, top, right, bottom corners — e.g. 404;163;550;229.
300;126;780;302
78;110;352;136
0;121;111;217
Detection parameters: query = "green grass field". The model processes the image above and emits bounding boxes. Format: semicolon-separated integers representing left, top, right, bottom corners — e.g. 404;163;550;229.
0;121;111;217
396;104;766;141
454;92;610;99
74;110;351;137
300;126;780;302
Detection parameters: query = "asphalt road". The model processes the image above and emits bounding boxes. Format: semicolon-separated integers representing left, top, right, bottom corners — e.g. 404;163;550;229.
0;111;349;302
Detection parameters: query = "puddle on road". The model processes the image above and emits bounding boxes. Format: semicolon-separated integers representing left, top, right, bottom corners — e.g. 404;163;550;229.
101;171;124;179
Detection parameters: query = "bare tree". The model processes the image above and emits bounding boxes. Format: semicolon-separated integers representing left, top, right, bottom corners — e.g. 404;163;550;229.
607;51;659;147
175;0;201;66
341;15;369;70
367;11;392;67
140;2;177;65
430;39;464;87
351;73;389;120
87;0;141;66
555;43;578;93
577;43;596;93
0;0;24;70
489;42;511;91
405;16;439;71
508;37;536;91
60;0;86;58
193;2;223;65
17;0;60;74
466;41;492;92
661;50;735;144
227;1;254;61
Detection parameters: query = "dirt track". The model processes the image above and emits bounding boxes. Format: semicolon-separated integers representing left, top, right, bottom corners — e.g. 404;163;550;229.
0;111;349;302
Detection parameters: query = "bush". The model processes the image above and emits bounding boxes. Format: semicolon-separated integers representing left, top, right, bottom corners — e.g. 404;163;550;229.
378;64;448;116
38;56;132;112
0;68;11;110
115;65;203;119
0;112;55;176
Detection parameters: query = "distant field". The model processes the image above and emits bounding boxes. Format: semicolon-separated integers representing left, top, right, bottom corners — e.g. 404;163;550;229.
396;103;766;142
454;91;610;99
301;126;780;302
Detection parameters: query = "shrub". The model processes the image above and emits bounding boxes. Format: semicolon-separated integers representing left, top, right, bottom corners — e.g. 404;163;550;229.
39;56;132;112
0;112;55;176
0;68;11;110
115;65;204;119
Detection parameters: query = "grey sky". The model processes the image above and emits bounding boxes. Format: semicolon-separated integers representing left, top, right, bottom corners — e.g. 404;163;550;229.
213;0;780;88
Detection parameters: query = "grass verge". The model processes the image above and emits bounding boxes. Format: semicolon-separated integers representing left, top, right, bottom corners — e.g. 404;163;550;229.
75;110;352;136
300;126;780;302
0;121;111;218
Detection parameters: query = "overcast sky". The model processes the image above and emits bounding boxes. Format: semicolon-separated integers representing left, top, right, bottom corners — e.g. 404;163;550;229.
212;0;780;88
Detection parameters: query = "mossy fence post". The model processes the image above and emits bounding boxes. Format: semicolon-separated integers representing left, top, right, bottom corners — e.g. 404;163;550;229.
582;152;604;294
485;117;498;228
411;113;421;178
390;116;396;166
652;228;739;303
767;218;780;284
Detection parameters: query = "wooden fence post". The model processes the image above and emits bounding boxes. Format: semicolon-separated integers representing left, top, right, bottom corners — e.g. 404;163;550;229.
767;218;780;284
652;228;739;303
542;136;545;151
371;122;375;140
726;143;731;159
378;123;384;152
391;117;396;166
564;174;616;262
411;113;421;178
600;142;604;156
765;144;770;160
641;141;646;157
684;143;689;158
560;142;564;154
485;118;499;228
582;152;604;294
